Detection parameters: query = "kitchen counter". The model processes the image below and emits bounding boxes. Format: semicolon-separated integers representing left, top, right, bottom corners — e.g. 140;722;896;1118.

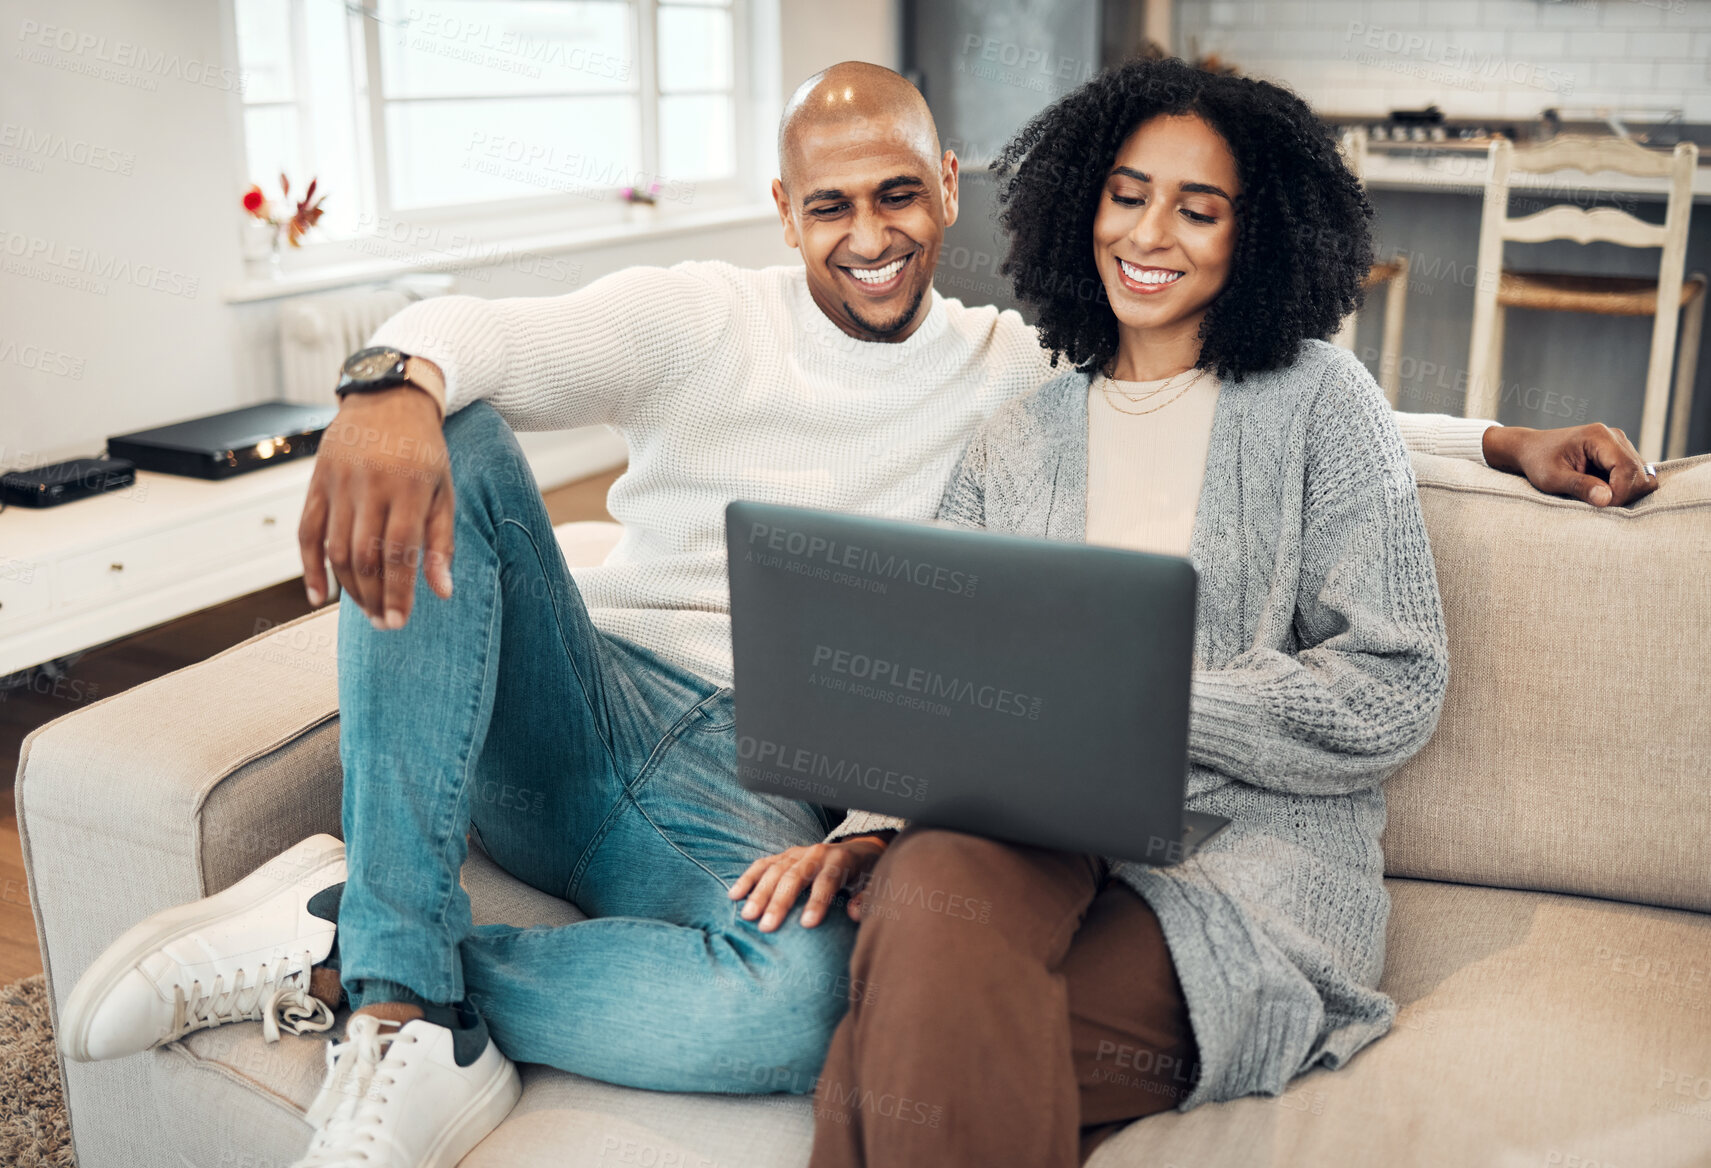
1360;148;1711;202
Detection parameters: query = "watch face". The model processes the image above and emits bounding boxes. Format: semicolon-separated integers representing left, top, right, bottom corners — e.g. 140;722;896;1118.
345;347;404;382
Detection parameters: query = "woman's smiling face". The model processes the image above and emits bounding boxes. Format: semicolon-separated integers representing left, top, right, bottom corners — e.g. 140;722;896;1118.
1092;114;1241;354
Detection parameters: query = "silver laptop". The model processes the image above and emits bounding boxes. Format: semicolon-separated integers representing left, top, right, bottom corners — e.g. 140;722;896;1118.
725;501;1230;866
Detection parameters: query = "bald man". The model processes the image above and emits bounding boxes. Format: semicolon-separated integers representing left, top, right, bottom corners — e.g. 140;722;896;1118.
773;60;951;342
63;61;1658;1168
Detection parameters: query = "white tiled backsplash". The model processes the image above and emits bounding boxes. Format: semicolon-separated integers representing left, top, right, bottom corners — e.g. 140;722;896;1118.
1175;0;1711;122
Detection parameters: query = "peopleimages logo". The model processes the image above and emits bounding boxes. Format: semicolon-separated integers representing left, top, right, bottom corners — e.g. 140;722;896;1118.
0;337;85;379
813;645;1042;720
15;20;246;93
0;230;200;298
1341;21;1575;97
402;9;631;82
737;735;929;802
745;520;978;597
0;124;135;174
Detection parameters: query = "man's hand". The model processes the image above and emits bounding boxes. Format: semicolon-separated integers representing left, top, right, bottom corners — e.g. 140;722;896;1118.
1483;423;1659;508
727;836;892;931
299;380;453;628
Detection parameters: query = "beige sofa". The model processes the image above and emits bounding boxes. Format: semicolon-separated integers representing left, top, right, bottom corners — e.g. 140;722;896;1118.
18;451;1711;1168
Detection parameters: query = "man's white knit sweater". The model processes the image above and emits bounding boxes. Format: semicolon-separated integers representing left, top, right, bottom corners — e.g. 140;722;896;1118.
371;260;1493;689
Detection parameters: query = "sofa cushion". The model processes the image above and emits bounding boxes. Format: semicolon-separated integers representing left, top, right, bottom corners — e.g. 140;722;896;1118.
1090;877;1711;1167
554;519;623;567
461;1067;814;1168
158;836;817;1168
156;863;1711;1168
164;836;584;1114
1384;452;1711;914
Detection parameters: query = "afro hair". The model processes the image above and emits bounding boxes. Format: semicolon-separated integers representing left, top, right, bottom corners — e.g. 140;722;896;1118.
994;56;1375;381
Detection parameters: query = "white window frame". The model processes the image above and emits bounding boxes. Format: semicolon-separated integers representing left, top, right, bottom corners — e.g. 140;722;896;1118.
235;0;320;198
236;0;764;252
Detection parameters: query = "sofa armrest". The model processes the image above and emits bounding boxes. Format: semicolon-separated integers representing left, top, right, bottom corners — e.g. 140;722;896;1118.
554;519;622;565
16;603;344;1167
18;604;343;1025
17;520;618;1167
21;520;619;1014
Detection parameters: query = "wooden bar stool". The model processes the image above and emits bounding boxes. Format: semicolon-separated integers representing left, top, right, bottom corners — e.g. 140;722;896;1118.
1466;135;1704;461
1333;127;1410;406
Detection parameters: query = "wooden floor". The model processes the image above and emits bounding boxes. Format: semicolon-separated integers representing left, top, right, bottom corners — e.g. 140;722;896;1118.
0;467;622;987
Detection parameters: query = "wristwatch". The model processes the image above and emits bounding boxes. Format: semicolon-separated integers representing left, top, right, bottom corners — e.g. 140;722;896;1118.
335;347;417;398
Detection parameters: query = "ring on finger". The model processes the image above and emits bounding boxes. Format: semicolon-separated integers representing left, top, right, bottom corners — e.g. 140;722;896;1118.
1644;463;1657;478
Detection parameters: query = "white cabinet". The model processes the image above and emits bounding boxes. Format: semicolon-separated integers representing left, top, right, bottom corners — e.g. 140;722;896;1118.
0;425;625;677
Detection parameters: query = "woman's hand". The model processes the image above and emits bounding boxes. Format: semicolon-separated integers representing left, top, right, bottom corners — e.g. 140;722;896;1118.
727;835;892;931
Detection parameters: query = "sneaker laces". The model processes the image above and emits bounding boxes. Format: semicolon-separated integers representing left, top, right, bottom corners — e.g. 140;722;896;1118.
299;1015;420;1165
168;950;336;1044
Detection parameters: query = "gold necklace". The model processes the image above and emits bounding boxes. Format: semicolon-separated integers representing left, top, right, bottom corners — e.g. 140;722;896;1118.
1099;367;1203;416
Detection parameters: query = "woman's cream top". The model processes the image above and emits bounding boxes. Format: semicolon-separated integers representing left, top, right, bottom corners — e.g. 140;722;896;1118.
1085;368;1222;556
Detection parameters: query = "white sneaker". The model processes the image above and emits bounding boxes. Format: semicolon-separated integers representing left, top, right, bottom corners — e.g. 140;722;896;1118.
60;833;347;1062
294;1004;521;1168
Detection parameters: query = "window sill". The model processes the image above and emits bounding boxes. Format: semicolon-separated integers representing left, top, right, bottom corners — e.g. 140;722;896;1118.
223;200;780;304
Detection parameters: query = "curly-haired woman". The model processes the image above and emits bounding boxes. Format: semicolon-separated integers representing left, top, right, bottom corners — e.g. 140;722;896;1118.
738;57;1455;1167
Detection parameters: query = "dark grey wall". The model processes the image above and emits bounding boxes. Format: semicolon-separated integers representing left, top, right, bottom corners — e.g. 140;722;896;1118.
908;0;1102;318
906;0;1101;165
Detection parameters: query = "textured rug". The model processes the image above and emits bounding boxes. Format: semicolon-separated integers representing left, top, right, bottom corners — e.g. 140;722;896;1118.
0;975;75;1166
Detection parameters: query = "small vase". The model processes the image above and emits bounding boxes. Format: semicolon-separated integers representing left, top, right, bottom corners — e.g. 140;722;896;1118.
241;217;278;275
267;230;284;278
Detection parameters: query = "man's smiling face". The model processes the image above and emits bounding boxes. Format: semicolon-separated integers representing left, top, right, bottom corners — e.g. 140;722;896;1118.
772;78;958;343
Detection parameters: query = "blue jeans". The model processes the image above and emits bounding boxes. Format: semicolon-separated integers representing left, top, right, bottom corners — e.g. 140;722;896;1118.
334;401;858;1095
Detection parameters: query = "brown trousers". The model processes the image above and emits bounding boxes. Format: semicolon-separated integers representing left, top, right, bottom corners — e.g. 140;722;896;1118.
807;828;1199;1168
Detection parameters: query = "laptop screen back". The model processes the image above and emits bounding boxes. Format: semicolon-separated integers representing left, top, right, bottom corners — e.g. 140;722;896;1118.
726;501;1199;864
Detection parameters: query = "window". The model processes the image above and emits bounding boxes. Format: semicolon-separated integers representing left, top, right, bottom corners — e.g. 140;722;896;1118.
233;0;755;242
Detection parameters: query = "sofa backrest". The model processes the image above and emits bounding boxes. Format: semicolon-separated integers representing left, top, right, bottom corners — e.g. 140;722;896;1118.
1382;451;1711;914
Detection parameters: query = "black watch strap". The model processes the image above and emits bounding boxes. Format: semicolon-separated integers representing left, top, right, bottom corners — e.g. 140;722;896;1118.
336;347;413;397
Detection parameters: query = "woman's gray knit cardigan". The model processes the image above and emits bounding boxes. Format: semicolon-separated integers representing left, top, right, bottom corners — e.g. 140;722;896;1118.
829;340;1451;1109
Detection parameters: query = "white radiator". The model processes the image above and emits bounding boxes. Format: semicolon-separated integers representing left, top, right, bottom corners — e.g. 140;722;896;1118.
277;275;454;404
